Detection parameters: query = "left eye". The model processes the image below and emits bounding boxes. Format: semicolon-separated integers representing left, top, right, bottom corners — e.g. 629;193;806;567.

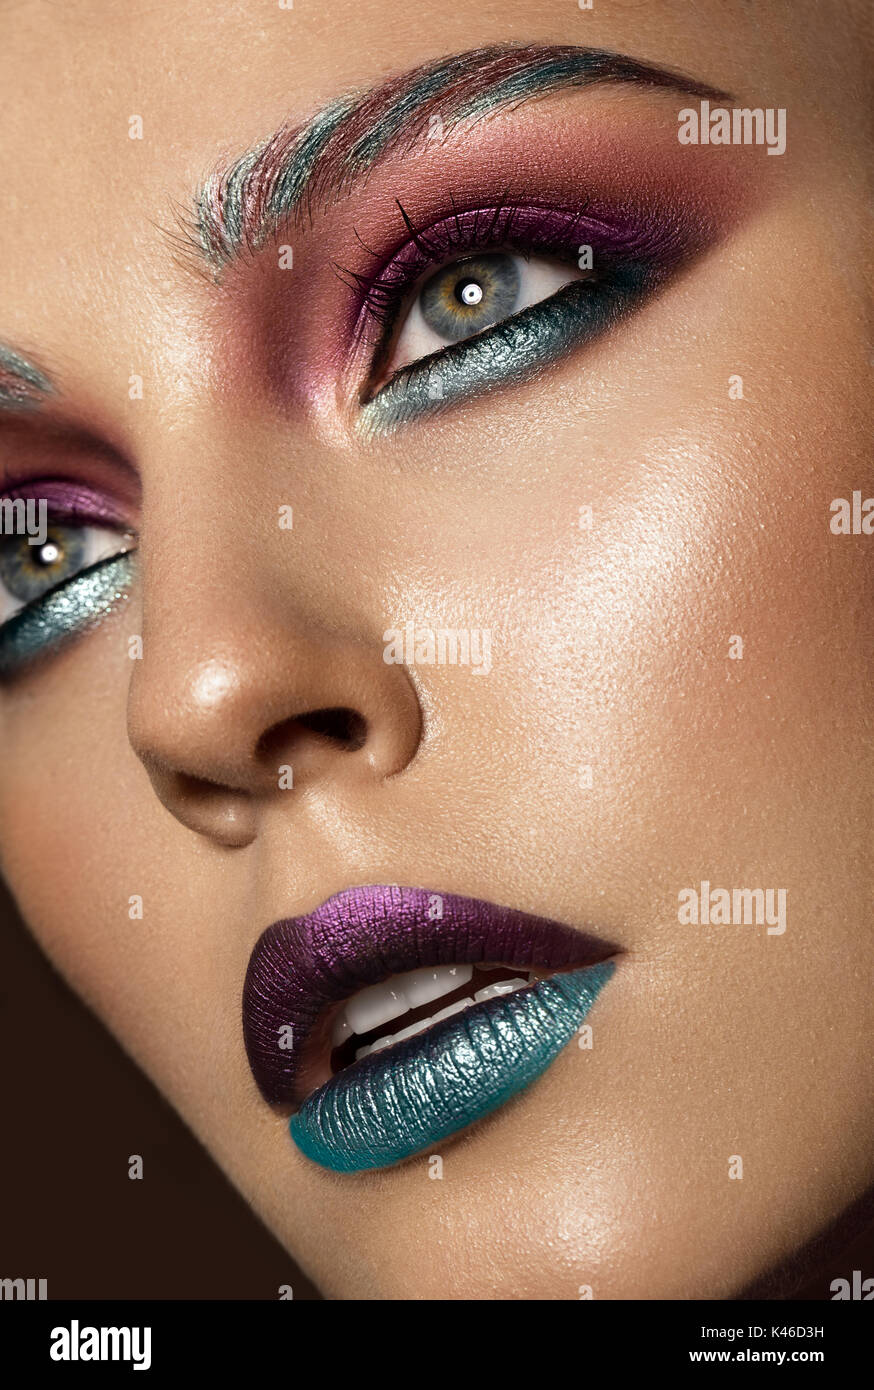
385;252;585;376
0;522;132;624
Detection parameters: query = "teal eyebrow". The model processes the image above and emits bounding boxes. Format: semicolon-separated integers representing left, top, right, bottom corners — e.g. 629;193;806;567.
193;42;732;269
0;343;53;411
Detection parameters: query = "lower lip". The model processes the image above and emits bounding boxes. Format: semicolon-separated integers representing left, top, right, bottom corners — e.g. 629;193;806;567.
290;959;614;1172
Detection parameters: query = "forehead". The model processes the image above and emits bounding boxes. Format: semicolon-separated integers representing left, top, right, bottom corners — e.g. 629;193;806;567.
0;0;783;240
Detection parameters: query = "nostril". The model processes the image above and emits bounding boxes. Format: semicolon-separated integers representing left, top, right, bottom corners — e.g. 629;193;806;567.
258;707;368;759
296;707;368;748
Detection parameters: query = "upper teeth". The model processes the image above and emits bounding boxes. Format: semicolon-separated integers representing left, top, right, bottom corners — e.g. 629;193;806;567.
330;965;534;1060
336;965;472;1043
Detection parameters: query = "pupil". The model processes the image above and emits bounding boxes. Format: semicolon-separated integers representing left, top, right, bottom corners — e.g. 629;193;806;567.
37;542;62;566
457;279;484;307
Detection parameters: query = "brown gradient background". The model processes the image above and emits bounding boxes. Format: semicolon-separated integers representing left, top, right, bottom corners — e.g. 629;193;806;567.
3;864;872;1300
0;881;319;1300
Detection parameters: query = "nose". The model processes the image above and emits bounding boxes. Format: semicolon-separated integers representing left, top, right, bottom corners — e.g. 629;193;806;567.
127;544;422;849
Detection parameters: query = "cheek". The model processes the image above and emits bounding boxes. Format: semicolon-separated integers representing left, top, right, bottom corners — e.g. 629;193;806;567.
0;632;182;1056
0;647;262;1161
464;180;874;907
0;643;139;972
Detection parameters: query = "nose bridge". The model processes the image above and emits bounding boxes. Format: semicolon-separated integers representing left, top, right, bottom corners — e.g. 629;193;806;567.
125;439;422;833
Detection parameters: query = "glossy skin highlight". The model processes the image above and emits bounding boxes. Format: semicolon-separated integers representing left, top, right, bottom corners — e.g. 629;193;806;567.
0;0;872;1301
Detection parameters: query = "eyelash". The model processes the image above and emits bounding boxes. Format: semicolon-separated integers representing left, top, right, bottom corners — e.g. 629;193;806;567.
349;198;532;330
344;196;585;347
0;199;675;666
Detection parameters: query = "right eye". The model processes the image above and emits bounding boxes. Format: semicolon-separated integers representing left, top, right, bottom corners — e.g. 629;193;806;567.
0;521;133;624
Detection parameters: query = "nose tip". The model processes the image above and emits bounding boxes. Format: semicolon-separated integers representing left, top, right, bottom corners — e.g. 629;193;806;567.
129;645;422;846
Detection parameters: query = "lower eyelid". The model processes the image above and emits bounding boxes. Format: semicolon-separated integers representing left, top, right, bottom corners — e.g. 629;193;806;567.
0;549;137;681
359;263;654;434
0;524;135;624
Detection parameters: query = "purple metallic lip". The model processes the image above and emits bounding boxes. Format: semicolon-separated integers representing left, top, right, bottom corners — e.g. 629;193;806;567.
242;883;618;1108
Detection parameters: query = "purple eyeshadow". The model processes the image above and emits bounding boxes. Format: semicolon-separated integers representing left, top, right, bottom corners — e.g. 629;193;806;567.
348;197;690;347
0;479;131;528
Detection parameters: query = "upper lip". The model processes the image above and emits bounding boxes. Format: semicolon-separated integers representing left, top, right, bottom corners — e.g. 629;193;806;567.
242;884;619;1108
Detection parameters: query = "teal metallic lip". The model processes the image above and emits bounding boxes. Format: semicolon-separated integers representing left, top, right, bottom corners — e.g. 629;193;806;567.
290;960;614;1173
243;887;619;1172
0;550;135;679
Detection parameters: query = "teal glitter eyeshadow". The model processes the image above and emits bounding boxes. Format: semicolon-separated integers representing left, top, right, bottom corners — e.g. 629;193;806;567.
0;550;136;679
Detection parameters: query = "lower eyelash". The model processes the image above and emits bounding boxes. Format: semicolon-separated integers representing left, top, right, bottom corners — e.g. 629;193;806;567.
0;550;136;681
358;261;655;436
342;192;679;347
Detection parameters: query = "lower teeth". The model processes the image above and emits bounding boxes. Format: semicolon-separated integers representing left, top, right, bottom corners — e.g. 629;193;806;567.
354;976;532;1061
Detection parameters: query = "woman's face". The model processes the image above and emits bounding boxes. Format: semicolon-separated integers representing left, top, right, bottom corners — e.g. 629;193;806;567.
1;0;871;1298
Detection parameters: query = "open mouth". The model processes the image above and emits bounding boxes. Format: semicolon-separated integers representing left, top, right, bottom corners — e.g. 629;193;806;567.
242;885;617;1173
325;961;558;1075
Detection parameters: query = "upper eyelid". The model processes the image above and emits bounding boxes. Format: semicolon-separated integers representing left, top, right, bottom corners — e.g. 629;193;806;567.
0;478;138;528
357;226;695;430
344;200;624;345
0;505;136;534
349;195;684;296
